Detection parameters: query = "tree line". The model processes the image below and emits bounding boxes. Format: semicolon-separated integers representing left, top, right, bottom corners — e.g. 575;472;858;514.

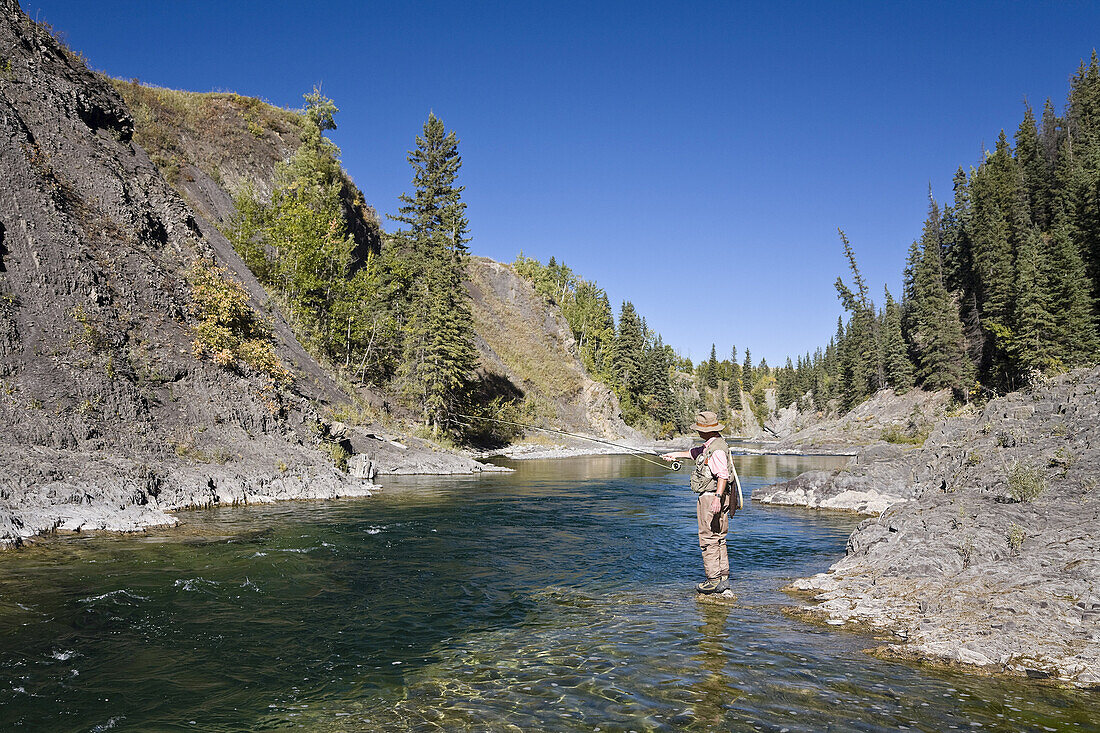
511;257;820;433
826;53;1100;411
512;256;686;434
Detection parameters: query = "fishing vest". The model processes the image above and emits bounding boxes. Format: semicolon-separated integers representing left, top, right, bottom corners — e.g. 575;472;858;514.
689;436;745;510
690;437;730;495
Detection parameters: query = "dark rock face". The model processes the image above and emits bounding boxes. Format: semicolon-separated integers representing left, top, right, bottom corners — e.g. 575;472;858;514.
0;2;371;546
786;367;1100;687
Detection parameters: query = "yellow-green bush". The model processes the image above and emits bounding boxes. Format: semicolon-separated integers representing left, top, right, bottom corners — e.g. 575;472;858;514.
881;425;929;445
1007;462;1046;503
188;262;290;384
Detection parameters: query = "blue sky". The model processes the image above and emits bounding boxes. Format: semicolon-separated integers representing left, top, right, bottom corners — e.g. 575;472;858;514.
25;0;1100;366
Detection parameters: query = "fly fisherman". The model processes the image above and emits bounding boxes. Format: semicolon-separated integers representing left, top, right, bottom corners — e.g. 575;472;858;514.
661;411;737;594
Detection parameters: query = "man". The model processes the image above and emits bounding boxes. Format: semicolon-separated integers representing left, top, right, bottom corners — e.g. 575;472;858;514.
662;411;737;594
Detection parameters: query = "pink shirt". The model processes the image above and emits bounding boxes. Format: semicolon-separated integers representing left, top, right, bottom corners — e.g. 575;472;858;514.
689;437;730;480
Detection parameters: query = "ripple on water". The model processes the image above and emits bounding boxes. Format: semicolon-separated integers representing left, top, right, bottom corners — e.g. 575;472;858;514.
172;578;221;593
79;589;150;605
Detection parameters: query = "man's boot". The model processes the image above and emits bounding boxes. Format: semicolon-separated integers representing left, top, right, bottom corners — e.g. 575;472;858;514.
695;577;723;594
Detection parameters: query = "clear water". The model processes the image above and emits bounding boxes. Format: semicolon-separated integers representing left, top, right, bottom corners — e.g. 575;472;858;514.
1;454;1097;732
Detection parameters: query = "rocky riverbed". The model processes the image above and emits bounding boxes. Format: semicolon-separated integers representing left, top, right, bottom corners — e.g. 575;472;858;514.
766;367;1100;687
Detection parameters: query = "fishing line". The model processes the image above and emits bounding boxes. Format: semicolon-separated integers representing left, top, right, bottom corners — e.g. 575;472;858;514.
452;412;680;470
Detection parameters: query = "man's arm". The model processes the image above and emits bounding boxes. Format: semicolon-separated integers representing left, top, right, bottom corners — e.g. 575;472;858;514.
711;477;728;513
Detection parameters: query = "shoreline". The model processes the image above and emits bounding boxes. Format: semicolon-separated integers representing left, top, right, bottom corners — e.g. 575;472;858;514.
758;368;1100;689
484;437;859;462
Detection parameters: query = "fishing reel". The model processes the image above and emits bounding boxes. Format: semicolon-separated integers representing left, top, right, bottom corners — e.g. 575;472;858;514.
670;460;681;471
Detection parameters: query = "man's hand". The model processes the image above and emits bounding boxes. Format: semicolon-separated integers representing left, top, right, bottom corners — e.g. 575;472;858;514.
661;453;677;462
711;494;722;514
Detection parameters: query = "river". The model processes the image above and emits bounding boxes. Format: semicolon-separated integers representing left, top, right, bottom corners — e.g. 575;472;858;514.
1;454;1096;731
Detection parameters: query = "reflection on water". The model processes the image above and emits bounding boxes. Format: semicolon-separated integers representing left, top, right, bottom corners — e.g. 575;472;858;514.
1;454;1096;731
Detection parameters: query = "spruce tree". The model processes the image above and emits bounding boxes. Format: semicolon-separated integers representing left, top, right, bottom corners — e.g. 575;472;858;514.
778;356;799;407
1048;209;1099;365
390;113;478;430
741;348;754;393
968;133;1021;384
834;231;879;409
940;166;983;372
1015;104;1053;229
1010;224;1058;374
1039;98;1065;170
648;336;677;424
612;301;644;391
706;344;719;388
909;199;972;393
883;287;915;393
1065;52;1100;310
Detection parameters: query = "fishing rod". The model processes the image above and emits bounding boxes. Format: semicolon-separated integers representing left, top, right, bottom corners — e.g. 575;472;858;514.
452;412;681;470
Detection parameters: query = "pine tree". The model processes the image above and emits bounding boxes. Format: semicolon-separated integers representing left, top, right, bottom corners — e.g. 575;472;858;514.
390;113;478;430
909;199;972;392
882;287;914;393
706;344;719;388
612;301;644;391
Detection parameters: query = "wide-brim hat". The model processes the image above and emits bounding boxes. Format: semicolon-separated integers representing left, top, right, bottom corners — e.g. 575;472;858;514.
691;410;724;433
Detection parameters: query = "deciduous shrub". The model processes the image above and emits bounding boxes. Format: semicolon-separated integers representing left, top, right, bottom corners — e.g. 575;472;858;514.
1007;462;1046;503
881;425;929;445
1007;523;1025;553
188;262;290;384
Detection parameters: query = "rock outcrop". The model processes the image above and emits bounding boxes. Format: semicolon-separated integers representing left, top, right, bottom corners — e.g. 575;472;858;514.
778;386;952;452
0;2;378;546
753;387;953;511
784;368;1100;687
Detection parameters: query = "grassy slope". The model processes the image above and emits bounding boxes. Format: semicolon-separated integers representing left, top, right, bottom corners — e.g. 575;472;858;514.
465;257;595;430
111;80;301;193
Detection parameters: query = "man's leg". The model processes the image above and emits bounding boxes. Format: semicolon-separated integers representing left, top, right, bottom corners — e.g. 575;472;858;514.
696;492;723;592
717;492;730;581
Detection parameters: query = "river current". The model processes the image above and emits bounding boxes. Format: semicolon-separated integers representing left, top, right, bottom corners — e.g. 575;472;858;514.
1;453;1096;731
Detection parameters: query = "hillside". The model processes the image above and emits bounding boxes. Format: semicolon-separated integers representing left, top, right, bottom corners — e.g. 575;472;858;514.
465;257;633;437
0;1;641;545
112;79;633;442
